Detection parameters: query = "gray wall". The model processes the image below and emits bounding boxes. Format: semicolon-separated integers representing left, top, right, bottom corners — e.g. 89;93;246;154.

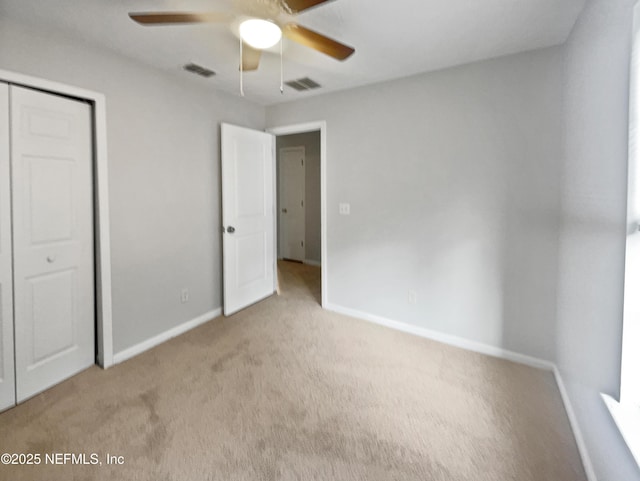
0;19;265;354
557;0;639;479
276;131;322;264
268;47;564;361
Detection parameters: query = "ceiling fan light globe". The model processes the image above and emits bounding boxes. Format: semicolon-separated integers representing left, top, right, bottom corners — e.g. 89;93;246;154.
240;19;282;49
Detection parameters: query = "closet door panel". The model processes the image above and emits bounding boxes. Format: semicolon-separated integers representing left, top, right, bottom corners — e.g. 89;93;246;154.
11;85;94;403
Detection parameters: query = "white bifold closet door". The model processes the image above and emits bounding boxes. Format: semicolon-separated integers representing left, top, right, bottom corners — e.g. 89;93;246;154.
0;83;95;410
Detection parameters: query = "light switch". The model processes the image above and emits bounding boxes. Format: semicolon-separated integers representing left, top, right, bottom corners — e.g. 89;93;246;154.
339;203;350;215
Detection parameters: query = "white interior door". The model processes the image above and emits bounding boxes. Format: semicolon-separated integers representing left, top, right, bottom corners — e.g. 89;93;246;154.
11;85;95;403
279;146;305;261
0;82;15;411
221;123;275;316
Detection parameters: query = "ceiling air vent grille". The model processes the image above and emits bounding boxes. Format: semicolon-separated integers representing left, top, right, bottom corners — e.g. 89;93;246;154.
285;77;321;91
183;63;216;78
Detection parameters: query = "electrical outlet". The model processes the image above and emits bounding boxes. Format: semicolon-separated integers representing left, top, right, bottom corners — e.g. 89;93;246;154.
339;203;350;215
181;288;189;304
408;289;417;305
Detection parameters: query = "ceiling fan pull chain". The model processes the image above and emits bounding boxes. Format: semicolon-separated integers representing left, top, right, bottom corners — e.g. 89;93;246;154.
240;36;245;97
280;38;284;94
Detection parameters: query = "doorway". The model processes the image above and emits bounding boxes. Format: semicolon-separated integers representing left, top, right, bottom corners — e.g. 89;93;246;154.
269;122;327;307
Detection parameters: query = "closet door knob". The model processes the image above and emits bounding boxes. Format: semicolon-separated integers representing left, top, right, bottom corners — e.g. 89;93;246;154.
47;256;56;263
227;226;235;234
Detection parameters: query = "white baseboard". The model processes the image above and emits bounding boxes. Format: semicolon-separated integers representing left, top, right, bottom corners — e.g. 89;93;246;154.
325;303;555;371
303;259;321;267
113;308;222;364
554;367;597;481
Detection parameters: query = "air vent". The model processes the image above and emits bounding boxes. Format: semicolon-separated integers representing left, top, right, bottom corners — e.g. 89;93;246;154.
183;63;216;78
285;77;321;91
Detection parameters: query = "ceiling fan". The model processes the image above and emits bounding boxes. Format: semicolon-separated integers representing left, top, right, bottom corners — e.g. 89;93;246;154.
129;0;355;72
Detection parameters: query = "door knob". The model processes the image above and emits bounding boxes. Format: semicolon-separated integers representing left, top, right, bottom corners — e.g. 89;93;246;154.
227;226;235;234
47;255;56;263
281;208;287;213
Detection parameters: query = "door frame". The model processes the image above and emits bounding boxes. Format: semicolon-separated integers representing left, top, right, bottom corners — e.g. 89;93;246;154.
0;69;114;368
267;122;327;308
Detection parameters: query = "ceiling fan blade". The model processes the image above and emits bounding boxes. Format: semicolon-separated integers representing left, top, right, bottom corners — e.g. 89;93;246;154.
284;0;334;13
283;24;355;60
241;43;262;71
129;12;231;25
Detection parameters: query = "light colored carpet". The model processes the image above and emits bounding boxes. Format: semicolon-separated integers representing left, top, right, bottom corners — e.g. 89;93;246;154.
0;261;586;480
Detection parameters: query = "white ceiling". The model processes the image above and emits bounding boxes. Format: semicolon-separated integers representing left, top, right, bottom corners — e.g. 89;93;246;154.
0;0;585;105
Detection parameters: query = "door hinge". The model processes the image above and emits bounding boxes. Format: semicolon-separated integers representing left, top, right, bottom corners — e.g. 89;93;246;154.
301;159;304;166
301;200;304;207
301;241;304;247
